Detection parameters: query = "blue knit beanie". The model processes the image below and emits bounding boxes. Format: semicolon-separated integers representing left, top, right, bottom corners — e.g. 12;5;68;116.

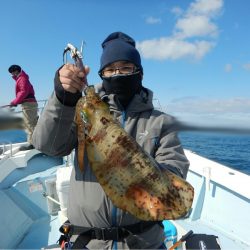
99;32;143;73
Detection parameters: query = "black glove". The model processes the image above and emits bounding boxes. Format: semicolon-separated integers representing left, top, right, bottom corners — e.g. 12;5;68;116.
9;104;17;107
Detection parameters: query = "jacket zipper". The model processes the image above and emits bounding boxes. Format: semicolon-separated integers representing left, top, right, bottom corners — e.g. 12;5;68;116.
111;110;126;250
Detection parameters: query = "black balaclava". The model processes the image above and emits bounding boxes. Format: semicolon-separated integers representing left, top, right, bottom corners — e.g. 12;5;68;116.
102;72;142;108
99;32;143;108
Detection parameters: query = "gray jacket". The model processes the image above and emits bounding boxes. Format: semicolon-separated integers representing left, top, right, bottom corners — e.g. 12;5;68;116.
32;84;189;249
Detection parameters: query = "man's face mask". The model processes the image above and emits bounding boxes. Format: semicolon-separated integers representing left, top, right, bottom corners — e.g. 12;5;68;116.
102;72;142;108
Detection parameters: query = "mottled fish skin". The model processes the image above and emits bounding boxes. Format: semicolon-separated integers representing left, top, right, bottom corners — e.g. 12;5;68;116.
75;98;86;172
76;86;194;221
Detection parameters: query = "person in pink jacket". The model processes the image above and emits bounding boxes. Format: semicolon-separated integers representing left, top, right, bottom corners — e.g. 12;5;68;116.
8;65;38;150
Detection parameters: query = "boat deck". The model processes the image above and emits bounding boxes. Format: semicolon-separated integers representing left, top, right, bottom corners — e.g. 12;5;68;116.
175;218;249;249
0;146;249;249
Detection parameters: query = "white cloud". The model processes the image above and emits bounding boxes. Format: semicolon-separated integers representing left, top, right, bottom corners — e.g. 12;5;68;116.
188;0;223;16
171;7;183;16
167;97;250;114
243;63;250;71
224;63;232;72
175;15;218;38
137;0;223;61
146;16;161;24
163;96;250;128
137;37;214;60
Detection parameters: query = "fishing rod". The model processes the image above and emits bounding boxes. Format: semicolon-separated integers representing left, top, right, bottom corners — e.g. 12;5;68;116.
0;100;47;112
0;100;47;107
0;116;24;130
0;104;11;109
174;120;250;135
62;43;250;135
0;99;49;131
169;230;193;250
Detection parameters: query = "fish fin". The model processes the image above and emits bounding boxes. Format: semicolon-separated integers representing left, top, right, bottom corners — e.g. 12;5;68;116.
161;168;194;215
75;102;86;172
77;137;85;172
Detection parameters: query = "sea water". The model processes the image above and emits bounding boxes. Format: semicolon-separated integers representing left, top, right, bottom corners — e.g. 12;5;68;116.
179;131;250;175
0;130;250;175
0;129;26;144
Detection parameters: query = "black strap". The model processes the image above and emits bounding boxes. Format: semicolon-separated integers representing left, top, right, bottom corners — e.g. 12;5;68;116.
69;221;161;241
59;220;162;248
71;234;91;249
124;221;163;234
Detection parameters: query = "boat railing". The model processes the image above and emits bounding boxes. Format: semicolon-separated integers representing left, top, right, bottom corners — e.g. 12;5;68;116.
0;99;48;158
0;142;27;161
0;141;13;157
153;98;163;111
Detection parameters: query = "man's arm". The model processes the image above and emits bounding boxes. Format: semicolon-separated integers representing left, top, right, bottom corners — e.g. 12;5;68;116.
155;130;189;179
32;91;77;156
154;115;189;179
33;64;89;156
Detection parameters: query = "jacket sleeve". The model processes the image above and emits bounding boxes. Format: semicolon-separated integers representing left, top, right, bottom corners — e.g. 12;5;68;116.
154;115;189;179
32;91;78;157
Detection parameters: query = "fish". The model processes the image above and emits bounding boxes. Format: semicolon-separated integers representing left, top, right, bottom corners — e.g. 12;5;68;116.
75;86;194;221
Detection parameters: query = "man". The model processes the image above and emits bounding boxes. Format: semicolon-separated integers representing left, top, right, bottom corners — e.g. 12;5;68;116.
9;65;38;150
32;32;190;249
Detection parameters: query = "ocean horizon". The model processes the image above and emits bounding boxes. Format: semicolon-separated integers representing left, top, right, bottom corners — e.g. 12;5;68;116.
179;131;250;175
0;129;249;175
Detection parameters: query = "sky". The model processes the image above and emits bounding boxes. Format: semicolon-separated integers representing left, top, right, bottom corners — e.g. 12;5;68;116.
0;0;250;129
